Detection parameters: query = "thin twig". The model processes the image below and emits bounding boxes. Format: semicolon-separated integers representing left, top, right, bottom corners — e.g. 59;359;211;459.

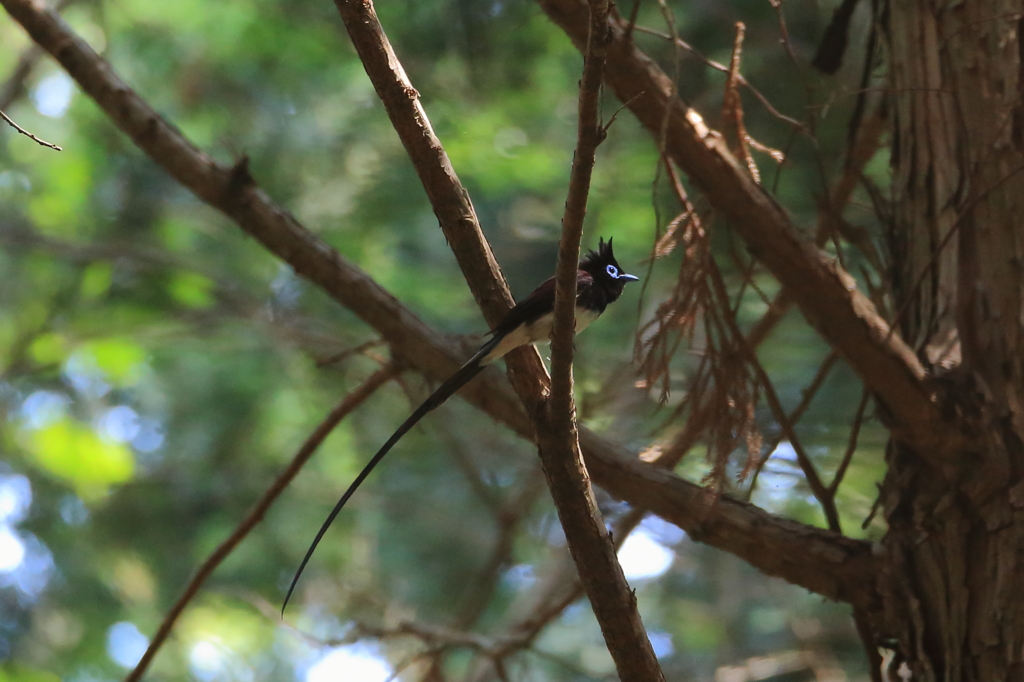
461;497;650;682
706;259;841;532
745;351;840;498
316;338;387;367
829;387;871;495
0;108;62;149
631;25;806;132
0;44;43;110
622;0;641;41
0;0;78;110
451;466;547;627
123;364;398;682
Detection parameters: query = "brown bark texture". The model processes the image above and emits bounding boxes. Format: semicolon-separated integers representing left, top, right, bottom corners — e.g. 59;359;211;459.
880;1;1024;680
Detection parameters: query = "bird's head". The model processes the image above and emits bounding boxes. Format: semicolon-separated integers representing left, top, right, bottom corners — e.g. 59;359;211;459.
580;237;640;294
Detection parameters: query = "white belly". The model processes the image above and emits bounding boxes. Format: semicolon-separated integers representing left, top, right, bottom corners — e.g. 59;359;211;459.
482;308;601;364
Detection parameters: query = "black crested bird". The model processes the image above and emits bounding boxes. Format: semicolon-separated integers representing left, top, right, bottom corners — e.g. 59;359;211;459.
282;237;638;612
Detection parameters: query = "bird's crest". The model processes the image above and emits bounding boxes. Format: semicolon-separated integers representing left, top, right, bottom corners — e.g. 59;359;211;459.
580;237;619;271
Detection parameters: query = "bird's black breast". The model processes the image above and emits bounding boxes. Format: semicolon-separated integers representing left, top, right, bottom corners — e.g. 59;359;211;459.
576;271;614;316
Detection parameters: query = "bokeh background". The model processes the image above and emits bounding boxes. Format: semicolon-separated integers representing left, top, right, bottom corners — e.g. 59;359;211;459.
1;0;889;680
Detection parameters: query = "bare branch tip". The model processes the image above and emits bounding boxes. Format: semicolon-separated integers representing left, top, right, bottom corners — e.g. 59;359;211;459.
1;108;63;150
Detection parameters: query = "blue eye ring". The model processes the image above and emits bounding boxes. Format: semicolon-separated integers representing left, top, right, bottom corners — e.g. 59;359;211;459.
605;264;619;278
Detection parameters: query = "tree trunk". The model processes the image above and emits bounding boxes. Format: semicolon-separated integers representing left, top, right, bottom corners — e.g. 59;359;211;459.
882;1;1024;679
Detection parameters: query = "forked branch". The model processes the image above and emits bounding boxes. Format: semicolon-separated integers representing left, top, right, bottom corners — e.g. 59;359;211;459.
0;3;879;671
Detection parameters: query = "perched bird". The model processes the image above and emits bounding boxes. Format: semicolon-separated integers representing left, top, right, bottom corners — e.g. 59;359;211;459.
283;237;638;612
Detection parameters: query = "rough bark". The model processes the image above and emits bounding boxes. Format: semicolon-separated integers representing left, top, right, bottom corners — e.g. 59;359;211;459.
881;1;1024;680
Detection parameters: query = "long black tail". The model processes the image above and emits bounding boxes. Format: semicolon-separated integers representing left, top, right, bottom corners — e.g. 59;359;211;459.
281;340;497;614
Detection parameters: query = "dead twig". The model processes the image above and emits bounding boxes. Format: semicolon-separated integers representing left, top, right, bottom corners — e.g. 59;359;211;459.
631;24;806;132
830;387;871;495
124;364;398;682
0;44;43;110
745;351;840;498
0;0;79;110
0;108;61;149
316;338;387;367
706;258;841;532
721;23;760;182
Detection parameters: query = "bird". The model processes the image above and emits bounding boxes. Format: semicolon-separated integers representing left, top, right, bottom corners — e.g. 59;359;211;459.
282;237;639;613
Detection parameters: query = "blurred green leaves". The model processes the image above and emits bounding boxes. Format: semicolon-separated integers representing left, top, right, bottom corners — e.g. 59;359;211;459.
167;271;215;309
0;663;61;682
81;338;148;387
27;333;68;367
179;598;271;658
16;337;147;499
25;145;91;237
25;417;134;502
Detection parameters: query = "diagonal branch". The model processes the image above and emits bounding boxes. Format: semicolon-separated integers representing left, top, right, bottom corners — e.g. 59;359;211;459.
330;0;513;328
0;0;877;616
539;0;664;678
579;428;877;608
536;0;971;464
339;0;661;676
1;107;62;149
124;363;398;682
330;0;554;463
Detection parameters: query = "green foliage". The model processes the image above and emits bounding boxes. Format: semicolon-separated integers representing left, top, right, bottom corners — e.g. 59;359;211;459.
25;417;135;501
0;663;61;682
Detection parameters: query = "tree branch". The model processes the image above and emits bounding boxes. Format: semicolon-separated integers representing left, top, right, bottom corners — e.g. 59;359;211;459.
329;0;555;475
536;0;971;464
1;108;61;149
339;0;662;676
124;364;398;682
330;0;514;328
536;0;664;677
579;428;878;609
0;0;877;617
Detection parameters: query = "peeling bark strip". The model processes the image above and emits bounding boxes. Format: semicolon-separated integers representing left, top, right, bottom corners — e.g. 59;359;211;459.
880;2;1024;681
536;0;972;464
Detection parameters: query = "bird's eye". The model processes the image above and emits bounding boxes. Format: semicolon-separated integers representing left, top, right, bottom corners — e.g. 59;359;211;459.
605;264;619;278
